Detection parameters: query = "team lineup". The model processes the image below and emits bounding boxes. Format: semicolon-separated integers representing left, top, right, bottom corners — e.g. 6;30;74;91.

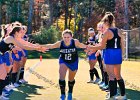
0;12;127;100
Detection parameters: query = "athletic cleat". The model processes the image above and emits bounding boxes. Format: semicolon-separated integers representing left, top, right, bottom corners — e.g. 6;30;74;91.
60;94;66;100
87;80;94;83
14;83;20;88
2;90;9;95
94;78;100;84
67;93;72;100
19;79;28;84
105;92;116;100
115;95;127;100
4;84;14;92
98;81;104;85
102;85;109;91
2;91;10;97
99;83;105;88
0;95;9;100
105;92;120;100
8;84;15;89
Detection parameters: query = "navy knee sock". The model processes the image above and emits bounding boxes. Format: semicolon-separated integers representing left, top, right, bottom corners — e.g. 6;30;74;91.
19;68;24;80
109;80;117;97
11;73;17;84
0;79;5;95
93;68;100;79
117;79;125;96
68;80;75;93
59;80;66;95
89;69;94;80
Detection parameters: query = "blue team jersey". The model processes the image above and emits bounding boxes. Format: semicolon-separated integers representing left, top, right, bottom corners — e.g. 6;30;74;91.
104;28;122;64
87;36;96;60
0;39;14;66
59;39;78;71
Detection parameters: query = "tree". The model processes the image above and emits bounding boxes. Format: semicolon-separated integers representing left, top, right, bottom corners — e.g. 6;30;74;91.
0;1;2;24
27;0;34;34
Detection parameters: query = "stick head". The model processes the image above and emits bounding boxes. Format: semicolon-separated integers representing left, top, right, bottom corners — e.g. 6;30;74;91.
40;55;42;61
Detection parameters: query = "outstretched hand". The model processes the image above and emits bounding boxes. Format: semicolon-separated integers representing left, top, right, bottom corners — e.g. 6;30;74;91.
37;46;49;53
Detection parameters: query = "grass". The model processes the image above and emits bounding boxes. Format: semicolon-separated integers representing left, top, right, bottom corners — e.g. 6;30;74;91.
9;59;140;100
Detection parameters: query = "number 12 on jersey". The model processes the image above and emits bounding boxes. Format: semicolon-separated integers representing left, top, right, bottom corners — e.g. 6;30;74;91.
65;54;72;60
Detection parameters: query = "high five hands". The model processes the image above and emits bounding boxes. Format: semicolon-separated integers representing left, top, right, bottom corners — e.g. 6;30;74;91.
37;45;49;53
84;45;97;55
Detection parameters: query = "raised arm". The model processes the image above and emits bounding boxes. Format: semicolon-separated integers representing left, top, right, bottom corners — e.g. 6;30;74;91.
74;39;87;49
43;41;61;49
4;36;46;52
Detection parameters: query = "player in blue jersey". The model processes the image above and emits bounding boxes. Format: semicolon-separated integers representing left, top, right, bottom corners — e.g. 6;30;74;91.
44;29;87;100
86;28;100;84
0;25;46;100
87;12;126;100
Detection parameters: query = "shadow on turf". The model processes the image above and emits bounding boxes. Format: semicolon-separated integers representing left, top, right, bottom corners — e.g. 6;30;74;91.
9;84;45;100
9;84;140;100
125;88;140;100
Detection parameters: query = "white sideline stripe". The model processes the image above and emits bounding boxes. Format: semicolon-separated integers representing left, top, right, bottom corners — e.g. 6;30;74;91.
24;61;41;80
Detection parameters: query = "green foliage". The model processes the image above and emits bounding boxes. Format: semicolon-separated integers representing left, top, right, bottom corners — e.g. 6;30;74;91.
1;0;28;24
32;26;61;44
95;0;115;12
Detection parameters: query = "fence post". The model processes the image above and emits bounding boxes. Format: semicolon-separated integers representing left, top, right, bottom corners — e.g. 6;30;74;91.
125;31;129;60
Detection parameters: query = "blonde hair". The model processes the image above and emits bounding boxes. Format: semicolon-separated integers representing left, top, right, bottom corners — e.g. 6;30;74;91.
12;21;22;27
22;25;27;31
97;22;103;31
62;29;73;37
0;25;5;40
101;12;115;27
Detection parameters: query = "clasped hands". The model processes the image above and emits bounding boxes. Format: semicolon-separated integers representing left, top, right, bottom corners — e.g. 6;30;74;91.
37;45;49;53
84;45;96;56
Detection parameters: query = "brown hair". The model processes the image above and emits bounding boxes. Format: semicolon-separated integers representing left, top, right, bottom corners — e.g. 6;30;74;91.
101;12;115;27
9;26;22;36
62;29;73;37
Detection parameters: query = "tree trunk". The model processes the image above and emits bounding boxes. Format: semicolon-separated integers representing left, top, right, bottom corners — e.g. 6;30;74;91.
0;2;2;24
27;0;34;34
65;0;68;29
17;0;21;19
74;3;78;38
48;0;53;27
69;1;72;29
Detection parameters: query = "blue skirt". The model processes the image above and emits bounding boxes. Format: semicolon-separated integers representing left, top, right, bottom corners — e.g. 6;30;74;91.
59;58;79;71
104;49;122;65
2;52;11;66
12;51;23;61
88;53;96;60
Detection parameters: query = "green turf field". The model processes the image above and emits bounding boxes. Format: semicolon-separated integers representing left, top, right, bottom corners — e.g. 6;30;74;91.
9;59;140;100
